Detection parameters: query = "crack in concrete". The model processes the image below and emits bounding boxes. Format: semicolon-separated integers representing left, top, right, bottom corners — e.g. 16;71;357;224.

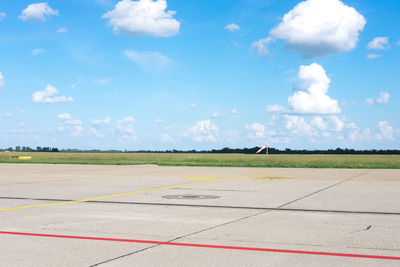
277;171;369;208
89;210;269;266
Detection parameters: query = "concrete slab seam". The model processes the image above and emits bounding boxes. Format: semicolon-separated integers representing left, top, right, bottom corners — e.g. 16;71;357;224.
0;172;270;213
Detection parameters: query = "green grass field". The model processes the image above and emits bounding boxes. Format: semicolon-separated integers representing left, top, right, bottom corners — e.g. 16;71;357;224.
0;152;399;169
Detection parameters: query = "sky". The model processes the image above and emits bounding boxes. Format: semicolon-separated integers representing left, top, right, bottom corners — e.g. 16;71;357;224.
0;0;399;150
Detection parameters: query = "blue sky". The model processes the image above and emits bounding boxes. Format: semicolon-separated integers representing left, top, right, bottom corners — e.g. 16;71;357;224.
0;0;399;150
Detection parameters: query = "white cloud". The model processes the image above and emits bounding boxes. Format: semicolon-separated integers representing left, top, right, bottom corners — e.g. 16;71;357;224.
365;98;374;105
0;12;5;21
185;120;219;142
310;116;327;130
19;2;58;22
366;53;381;59
366;91;390;105
90;128;104;138
0;72;4;89
376;121;394;141
284;115;314;135
265;104;287;113
231;108;238;115
57;113;82;125
155;118;163;123
346;122;357;129
56;27;68;33
376;91;390;104
32;85;73;103
102;0;180;37
32;48;44;56
72;126;83;137
91;116;111;126
189;104;196;109
268;0;366;58
288;63;341;114
329;115;344;131
125;50;171;70
367;37;390;50
161;134;174;142
224;23;240;32
246;123;275;139
117;116;135;135
4;112;13;118
251;37;273;55
70;78;84;89
349;128;372;141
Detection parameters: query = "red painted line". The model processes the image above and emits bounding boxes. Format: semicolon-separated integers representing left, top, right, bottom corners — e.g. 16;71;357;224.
1;231;399;261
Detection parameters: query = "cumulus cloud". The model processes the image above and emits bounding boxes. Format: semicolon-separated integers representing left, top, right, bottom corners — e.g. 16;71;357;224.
102;0;180;37
329;115;344;131
19;2;58;22
189;104;196;109
184;120;219;142
348;128;372;142
90;128;104;138
288;63;341;114
125;50;171;70
366;53;381;59
246;123;276;139
265;0;366;58
310;116;327;130
0;72;4;89
284;115;314;135
32;85;73;103
0;12;5;21
376;121;395;141
265;104;287;113
117;116;135;135
224;23;240;32
251;37;273;55
231;108;238;115
72;126;83;137
284;115;345;137
377;92;390;104
161;134;174;142
57;113;82;125
91;116;111;126
154;118;163;123
367;37;390;50
366;91;390;105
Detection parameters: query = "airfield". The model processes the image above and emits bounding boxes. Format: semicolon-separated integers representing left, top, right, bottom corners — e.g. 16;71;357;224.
0;164;399;266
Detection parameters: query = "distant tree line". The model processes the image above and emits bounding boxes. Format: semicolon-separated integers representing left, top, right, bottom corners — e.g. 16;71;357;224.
4;146;59;152
210;147;400;155
3;146;400;154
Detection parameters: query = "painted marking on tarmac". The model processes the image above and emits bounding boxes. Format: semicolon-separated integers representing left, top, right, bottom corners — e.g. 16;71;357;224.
0;172;268;213
0;231;399;261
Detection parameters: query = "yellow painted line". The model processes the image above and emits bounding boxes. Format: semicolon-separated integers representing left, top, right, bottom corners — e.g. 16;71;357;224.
183;176;219;179
0;172;270;212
